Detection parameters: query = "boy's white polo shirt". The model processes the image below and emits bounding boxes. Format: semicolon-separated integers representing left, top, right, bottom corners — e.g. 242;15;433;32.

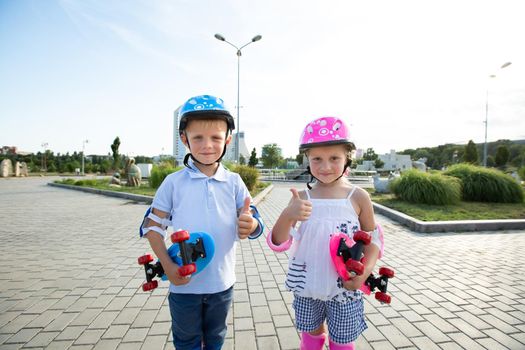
151;161;250;294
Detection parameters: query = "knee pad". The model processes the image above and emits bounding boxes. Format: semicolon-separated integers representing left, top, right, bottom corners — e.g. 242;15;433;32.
300;332;326;350
329;339;355;350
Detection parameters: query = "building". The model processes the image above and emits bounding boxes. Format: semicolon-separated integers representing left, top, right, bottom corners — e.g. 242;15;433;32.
224;132;250;162
379;149;412;171
356;149;413;172
1;146;17;155
172;106;187;165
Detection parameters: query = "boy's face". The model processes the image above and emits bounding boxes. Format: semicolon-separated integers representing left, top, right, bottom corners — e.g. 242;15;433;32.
181;119;231;165
306;145;348;184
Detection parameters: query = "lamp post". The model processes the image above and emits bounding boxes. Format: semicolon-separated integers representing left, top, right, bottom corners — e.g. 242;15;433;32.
214;33;262;163
41;142;48;172
483;61;511;167
81;139;89;175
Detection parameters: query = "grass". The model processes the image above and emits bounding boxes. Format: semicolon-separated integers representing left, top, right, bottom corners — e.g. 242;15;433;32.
56;178;271;198
371;193;525;221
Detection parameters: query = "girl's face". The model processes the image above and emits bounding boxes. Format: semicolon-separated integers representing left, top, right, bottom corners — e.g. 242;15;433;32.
181;119;231;165
307;145;348;184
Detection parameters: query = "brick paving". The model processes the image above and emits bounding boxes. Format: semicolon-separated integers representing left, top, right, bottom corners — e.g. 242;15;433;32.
0;177;524;349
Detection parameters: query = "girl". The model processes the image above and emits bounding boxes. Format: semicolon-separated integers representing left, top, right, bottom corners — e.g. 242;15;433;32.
267;117;383;350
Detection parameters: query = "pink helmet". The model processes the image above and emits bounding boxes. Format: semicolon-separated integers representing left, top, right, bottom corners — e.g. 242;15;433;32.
299;116;354;151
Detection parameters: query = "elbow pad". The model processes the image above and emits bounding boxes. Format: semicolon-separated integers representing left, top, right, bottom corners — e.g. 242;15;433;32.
248;205;265;239
369;224;384;259
139;207;172;238
266;228;294;252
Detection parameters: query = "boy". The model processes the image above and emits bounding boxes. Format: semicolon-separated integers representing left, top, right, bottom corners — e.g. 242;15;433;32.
141;94;264;349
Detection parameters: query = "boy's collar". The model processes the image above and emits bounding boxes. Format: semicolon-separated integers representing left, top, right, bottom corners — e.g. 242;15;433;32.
187;157;227;182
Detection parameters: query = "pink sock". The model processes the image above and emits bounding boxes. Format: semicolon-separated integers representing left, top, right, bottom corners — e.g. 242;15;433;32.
300;332;326;350
329;339;355;350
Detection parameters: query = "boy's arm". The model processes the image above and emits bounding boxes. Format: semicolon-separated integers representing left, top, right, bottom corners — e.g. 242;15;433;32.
144;208;190;286
238;198;259;239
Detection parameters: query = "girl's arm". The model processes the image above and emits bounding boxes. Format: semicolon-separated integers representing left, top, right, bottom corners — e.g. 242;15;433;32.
344;189;380;290
269;188;311;245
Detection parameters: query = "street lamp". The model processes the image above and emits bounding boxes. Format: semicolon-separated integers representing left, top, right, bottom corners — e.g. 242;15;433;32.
81;139;89;175
483;61;512;167
41;142;48;172
214;33;262;163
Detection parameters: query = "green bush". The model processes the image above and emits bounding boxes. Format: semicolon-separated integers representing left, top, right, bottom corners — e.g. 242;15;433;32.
150;163;180;189
389;169;461;205
519;166;525;182
232;165;259;192
444;163;524;203
59;178;76;185
74;179;98;186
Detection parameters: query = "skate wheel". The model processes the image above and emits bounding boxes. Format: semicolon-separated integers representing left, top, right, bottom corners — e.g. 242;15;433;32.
171;230;190;243
138;254;154;265
179;263;196;276
375;292;391;304
379;267;395;278
142;280;158;292
353;231;371;245
345;259;364;276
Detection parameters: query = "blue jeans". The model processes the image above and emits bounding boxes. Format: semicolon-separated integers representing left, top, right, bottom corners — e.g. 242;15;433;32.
168;286;233;350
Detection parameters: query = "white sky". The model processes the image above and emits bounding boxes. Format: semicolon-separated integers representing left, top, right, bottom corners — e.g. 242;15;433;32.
1;0;524;158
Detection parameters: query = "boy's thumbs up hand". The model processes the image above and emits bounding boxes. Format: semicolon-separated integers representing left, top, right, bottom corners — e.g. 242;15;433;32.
285;188;312;222
238;197;256;239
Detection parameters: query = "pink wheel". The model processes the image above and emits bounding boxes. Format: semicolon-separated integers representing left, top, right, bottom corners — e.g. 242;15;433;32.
379;267;395;278
375;292;391;304
138;254;154;265
345;259;364;276
353;231;371;245
171;230;190;243
142;280;158;292
179;263;196;276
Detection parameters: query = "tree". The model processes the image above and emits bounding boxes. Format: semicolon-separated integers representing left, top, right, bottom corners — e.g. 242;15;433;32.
363;148;378;161
111;137;121;169
463;140;478;164
248;148;258;167
239;155;246;165
495;145;510;167
261;143;283;169
374;159;385;169
295;153;304;166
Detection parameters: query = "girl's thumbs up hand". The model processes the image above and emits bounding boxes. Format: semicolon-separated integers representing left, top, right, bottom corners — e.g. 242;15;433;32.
238;197;257;239
285;188;312;222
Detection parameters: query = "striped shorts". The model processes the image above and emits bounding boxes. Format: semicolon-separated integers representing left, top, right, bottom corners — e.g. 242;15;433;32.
292;294;367;344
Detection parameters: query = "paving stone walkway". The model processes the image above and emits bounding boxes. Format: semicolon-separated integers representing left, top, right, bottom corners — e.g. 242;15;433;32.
0;177;524;349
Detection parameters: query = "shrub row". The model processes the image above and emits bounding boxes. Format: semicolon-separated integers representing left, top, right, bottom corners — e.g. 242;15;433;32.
444;164;523;203
389;170;462;205
389;164;524;205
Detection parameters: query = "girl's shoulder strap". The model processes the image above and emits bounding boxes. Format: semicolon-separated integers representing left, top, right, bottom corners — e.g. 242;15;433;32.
346;186;358;200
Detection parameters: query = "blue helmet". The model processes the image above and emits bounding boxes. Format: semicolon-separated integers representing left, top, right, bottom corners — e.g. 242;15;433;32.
178;95;235;133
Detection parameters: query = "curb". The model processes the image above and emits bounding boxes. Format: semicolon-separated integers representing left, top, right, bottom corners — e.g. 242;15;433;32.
48;182;154;203
47;182;274;206
373;202;525;233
